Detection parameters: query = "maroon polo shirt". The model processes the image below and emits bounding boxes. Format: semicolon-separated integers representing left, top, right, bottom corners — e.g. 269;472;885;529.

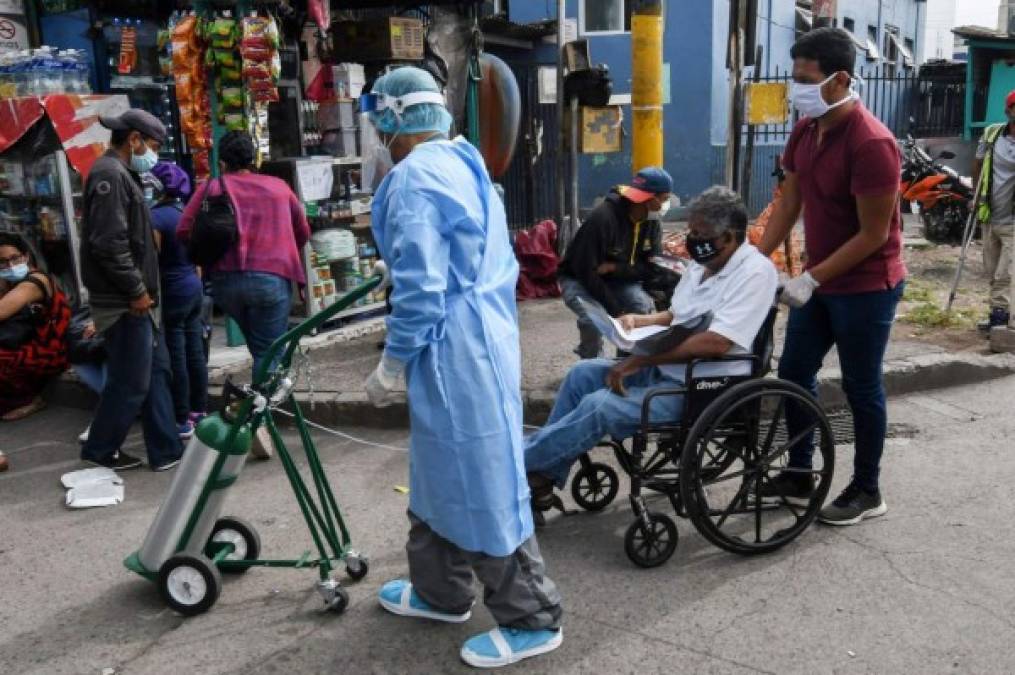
782;103;906;294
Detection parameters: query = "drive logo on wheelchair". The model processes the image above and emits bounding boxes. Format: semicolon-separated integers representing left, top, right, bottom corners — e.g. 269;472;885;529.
694;377;730;391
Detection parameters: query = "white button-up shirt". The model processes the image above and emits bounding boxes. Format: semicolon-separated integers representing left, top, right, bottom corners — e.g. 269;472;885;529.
659;242;778;381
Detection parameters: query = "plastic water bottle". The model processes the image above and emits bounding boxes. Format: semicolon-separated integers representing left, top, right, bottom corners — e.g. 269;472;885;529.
75;50;92;94
13;51;30;96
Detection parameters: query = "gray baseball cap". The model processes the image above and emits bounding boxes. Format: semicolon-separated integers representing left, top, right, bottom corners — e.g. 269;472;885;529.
99;109;167;144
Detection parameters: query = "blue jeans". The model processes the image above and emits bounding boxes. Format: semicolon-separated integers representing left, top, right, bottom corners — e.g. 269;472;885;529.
74;363;106;394
559;275;655;358
81;314;182;467
524;359;684;488
163;291;210;423
210;272;292;378
779;283;905;493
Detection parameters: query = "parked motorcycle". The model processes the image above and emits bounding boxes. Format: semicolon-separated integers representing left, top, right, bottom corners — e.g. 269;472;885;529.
900;136;974;244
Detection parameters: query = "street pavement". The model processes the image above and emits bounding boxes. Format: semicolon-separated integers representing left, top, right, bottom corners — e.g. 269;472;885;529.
2;374;1015;674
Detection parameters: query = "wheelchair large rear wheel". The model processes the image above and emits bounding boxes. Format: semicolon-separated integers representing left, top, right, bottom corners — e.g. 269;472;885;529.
679;379;834;556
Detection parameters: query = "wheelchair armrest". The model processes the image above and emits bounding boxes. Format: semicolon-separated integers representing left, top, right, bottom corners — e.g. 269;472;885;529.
686;355;759;382
640;386;688;429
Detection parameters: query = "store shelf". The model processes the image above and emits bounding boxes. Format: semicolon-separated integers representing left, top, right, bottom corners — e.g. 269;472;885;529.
333;156;362;166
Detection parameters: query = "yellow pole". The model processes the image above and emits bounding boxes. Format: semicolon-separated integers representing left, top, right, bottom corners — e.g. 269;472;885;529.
631;0;664;173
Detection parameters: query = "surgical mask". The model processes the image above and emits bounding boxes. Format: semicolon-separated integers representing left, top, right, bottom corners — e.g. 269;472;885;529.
685;234;723;264
789;73;858;119
130;144;159;174
648;199;672;221
0;262;29;282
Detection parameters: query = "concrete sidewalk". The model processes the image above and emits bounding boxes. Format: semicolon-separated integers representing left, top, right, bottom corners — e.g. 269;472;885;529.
49;295;1015;428
202;297;1015;428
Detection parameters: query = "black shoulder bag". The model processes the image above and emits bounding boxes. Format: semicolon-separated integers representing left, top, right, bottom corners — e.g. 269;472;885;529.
187;176;238;268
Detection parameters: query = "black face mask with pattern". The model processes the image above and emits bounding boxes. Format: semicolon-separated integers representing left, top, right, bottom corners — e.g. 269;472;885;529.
685;234;724;264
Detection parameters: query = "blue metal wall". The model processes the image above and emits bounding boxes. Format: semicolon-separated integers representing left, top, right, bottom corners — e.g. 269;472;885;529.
506;0;925;215
509;0;717;209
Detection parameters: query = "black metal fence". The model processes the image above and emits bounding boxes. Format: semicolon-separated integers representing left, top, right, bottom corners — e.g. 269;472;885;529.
745;64;966;144
735;64;967;214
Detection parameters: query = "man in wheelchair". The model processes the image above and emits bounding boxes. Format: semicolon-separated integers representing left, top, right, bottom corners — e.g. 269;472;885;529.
525;186;778;509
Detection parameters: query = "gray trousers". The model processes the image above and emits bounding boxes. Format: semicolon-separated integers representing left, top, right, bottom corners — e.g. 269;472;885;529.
406;511;563;630
559;275;655;359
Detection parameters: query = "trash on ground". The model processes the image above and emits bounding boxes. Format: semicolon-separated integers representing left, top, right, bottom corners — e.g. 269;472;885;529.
62;468;124;508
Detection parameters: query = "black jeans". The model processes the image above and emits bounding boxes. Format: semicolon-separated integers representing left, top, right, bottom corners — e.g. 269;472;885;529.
162;292;209;423
81;314;182;466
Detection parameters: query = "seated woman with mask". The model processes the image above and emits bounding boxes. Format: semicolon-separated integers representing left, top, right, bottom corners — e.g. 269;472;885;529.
0;233;72;466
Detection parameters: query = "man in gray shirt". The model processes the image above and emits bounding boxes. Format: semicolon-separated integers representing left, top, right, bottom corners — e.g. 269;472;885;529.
973;92;1015;331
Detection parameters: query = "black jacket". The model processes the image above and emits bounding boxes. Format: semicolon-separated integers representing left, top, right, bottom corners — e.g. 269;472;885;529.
559;191;661;316
80;151;160;311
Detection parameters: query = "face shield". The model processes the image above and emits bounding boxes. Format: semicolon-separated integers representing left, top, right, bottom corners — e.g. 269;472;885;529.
359;90;448;192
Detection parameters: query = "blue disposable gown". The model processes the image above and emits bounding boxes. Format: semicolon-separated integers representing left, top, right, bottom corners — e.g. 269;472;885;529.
371;137;532;557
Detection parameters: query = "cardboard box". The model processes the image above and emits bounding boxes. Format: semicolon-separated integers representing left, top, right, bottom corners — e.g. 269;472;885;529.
330;18;424;61
332;63;366;100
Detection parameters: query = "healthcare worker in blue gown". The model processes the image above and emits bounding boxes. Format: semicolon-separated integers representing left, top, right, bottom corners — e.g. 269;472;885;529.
361;67;563;668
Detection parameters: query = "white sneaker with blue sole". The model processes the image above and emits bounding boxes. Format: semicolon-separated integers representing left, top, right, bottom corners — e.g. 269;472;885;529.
378;579;471;623
461;627;563;668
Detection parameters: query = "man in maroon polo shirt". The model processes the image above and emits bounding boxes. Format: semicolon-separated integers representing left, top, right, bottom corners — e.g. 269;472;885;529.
758;27;906;526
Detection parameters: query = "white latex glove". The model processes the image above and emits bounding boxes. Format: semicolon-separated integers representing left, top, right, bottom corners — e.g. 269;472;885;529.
780;271;820;308
372;260;391;291
365;353;403;407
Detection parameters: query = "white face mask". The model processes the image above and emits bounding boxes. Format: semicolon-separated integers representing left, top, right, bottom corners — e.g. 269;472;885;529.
648;199;671;221
789;73;858;119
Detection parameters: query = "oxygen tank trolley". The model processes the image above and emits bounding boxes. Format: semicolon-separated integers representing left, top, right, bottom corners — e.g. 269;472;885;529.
124;274;384;616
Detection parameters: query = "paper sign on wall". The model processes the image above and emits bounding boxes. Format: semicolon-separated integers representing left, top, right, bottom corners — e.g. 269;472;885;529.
746;82;789;125
295;159;334;202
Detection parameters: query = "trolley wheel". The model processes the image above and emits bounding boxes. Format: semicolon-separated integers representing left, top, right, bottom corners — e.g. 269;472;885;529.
570;462;619;511
345;555;369;581
624;512;679;568
206;516;261;574
679;379;834;556
158;553;222;616
326;585;350;613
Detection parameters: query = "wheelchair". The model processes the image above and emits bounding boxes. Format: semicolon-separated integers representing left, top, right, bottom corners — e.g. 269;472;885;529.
561;304;836;568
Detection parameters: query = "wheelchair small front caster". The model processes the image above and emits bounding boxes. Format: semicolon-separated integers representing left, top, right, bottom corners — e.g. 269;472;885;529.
624;512;678;568
571;462;619;512
318;579;350;613
345;553;369;581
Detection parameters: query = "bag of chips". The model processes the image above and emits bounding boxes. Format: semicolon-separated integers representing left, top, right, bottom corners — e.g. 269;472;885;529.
208;17;236;49
219;87;244;110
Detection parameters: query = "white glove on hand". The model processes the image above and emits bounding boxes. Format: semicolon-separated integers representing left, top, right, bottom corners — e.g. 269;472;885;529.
365;353;403;407
780;271;820;308
371;260;391;291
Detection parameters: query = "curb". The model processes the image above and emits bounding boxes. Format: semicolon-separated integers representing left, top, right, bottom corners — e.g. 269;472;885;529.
51;351;1015;429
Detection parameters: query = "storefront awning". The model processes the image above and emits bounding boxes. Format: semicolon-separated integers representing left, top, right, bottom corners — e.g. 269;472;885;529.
888;31;914;66
0;94;129;178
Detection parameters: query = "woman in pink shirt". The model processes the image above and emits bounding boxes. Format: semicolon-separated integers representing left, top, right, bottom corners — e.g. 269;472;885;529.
178;131;310;457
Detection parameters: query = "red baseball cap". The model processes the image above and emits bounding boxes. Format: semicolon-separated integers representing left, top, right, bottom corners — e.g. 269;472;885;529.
1006;90;1015;109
